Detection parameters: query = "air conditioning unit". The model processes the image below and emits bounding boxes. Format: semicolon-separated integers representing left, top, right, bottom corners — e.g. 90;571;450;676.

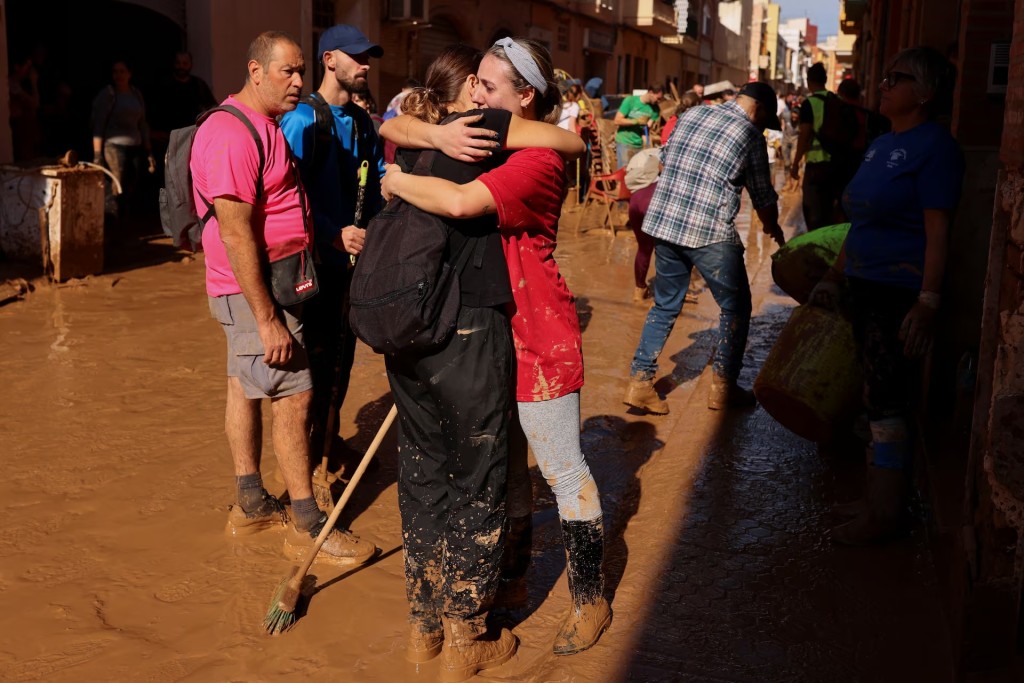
988;41;1009;95
388;0;428;21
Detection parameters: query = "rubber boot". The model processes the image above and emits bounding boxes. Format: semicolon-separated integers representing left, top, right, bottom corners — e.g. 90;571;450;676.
553;517;612;656
832;466;909;545
439;617;517;683
494;515;532;611
623;374;669;415
707;373;756;410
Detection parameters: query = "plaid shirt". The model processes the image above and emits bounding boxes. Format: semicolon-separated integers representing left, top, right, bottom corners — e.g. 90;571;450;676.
642;101;777;249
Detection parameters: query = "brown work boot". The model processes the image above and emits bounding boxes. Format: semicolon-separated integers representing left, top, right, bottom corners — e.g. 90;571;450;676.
707;373;756;410
632;285;651;303
623;374;669;415
439;617;517;683
225;489;288;536
554;597;612;655
282;513;379;567
407;624;444;664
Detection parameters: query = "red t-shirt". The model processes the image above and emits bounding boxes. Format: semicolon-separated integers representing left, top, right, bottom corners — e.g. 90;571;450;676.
478;148;583;402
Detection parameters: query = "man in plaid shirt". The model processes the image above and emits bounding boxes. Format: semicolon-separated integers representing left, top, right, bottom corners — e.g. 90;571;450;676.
623;81;785;414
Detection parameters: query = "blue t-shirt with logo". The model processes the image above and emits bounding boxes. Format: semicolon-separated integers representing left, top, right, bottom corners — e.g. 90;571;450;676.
841;120;964;289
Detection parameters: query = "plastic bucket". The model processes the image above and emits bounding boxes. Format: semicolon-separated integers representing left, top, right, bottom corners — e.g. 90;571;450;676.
770;223;850;303
754;304;863;443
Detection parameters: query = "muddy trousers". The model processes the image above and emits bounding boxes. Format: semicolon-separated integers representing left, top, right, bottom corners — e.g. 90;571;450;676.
303;264;356;463
385;305;513;635
849;277;920;470
631;240;752;382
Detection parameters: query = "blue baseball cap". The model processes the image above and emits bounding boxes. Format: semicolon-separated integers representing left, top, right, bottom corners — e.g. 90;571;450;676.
318;25;383;61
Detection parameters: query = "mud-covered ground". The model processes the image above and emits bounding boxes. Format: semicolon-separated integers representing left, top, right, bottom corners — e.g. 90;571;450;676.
0;186;952;682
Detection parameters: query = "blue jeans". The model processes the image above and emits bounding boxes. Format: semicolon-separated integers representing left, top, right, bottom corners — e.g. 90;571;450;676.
616;142;641;170
630;240;752;381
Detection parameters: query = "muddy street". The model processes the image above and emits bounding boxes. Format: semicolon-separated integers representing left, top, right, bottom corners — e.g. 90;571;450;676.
0;189;951;682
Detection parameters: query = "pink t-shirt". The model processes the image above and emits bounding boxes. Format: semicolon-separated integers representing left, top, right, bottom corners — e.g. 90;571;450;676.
478;148;583;402
190;96;310;296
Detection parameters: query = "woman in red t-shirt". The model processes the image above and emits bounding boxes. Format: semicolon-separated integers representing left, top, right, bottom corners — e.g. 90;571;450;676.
383;37;611;658
377;44;587;679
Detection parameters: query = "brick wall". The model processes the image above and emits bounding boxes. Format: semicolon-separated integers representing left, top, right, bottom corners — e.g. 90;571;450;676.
952;0;1016;145
1001;0;1024;168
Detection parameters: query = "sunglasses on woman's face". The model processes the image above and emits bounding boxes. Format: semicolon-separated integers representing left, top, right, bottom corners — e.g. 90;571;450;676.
880;70;916;89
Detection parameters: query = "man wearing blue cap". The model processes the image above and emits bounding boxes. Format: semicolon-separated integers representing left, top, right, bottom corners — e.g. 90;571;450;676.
280;25;387;479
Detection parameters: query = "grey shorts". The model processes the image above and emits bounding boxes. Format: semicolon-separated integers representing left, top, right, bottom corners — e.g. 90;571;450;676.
209;294;313;400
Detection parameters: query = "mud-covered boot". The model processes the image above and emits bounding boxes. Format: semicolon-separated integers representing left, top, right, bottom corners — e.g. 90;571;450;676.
494;515;532;611
405;549;444;662
407;621;443;663
439;617;517;683
707;373;756;410
553;517;612;655
623;374;669;415
832;466;910;545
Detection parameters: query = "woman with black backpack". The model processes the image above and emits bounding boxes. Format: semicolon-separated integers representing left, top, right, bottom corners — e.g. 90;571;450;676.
368;43;584;682
382;37;611;673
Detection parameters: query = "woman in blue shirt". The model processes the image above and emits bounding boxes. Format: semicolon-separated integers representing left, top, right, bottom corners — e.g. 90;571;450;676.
812;46;964;545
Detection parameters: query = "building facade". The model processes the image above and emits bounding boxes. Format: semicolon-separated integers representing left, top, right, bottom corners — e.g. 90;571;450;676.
843;0;1023;678
0;0;761;166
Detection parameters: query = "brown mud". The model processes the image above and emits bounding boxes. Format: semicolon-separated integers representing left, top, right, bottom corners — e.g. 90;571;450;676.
0;184;951;681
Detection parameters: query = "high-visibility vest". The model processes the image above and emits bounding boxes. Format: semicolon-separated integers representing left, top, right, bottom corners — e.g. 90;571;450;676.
807;90;831;164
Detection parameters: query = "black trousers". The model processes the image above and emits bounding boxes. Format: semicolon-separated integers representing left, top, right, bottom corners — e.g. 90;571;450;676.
802;161;843;231
848;277;920;421
303;263;356;463
385;305;513;630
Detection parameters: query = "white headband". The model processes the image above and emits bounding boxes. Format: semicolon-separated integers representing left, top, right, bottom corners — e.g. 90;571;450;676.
493;37;548;95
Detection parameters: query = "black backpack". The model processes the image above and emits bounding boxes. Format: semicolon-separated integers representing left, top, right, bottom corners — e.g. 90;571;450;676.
348;150;465;355
158;105;265;251
812;92;859;160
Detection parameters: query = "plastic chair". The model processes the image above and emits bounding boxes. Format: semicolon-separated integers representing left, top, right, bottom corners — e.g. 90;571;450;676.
573;166;632;237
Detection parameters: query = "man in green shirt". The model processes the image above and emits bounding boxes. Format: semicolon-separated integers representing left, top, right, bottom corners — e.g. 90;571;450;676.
613;85;664;168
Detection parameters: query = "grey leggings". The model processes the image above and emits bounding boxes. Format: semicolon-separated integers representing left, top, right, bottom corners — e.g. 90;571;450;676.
512;391;602;522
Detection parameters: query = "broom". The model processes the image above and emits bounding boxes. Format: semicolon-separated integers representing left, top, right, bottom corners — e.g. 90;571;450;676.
264;403;398;634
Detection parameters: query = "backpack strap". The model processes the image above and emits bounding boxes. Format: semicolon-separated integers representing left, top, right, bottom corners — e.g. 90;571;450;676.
194;105;266;225
300;92;336;177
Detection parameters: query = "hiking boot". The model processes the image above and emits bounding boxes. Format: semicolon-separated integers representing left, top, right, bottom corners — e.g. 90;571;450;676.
439;618;517;683
707;374;756;410
282;513;378;567
225;489;288;536
623;374;669;415
407;625;444;664
554;597;612;655
632;285;651;303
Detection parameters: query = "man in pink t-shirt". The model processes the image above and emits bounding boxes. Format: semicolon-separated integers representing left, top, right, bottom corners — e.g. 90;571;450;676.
190;30;376;566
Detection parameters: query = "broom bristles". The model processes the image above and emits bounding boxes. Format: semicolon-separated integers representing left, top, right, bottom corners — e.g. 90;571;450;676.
263;570;302;635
